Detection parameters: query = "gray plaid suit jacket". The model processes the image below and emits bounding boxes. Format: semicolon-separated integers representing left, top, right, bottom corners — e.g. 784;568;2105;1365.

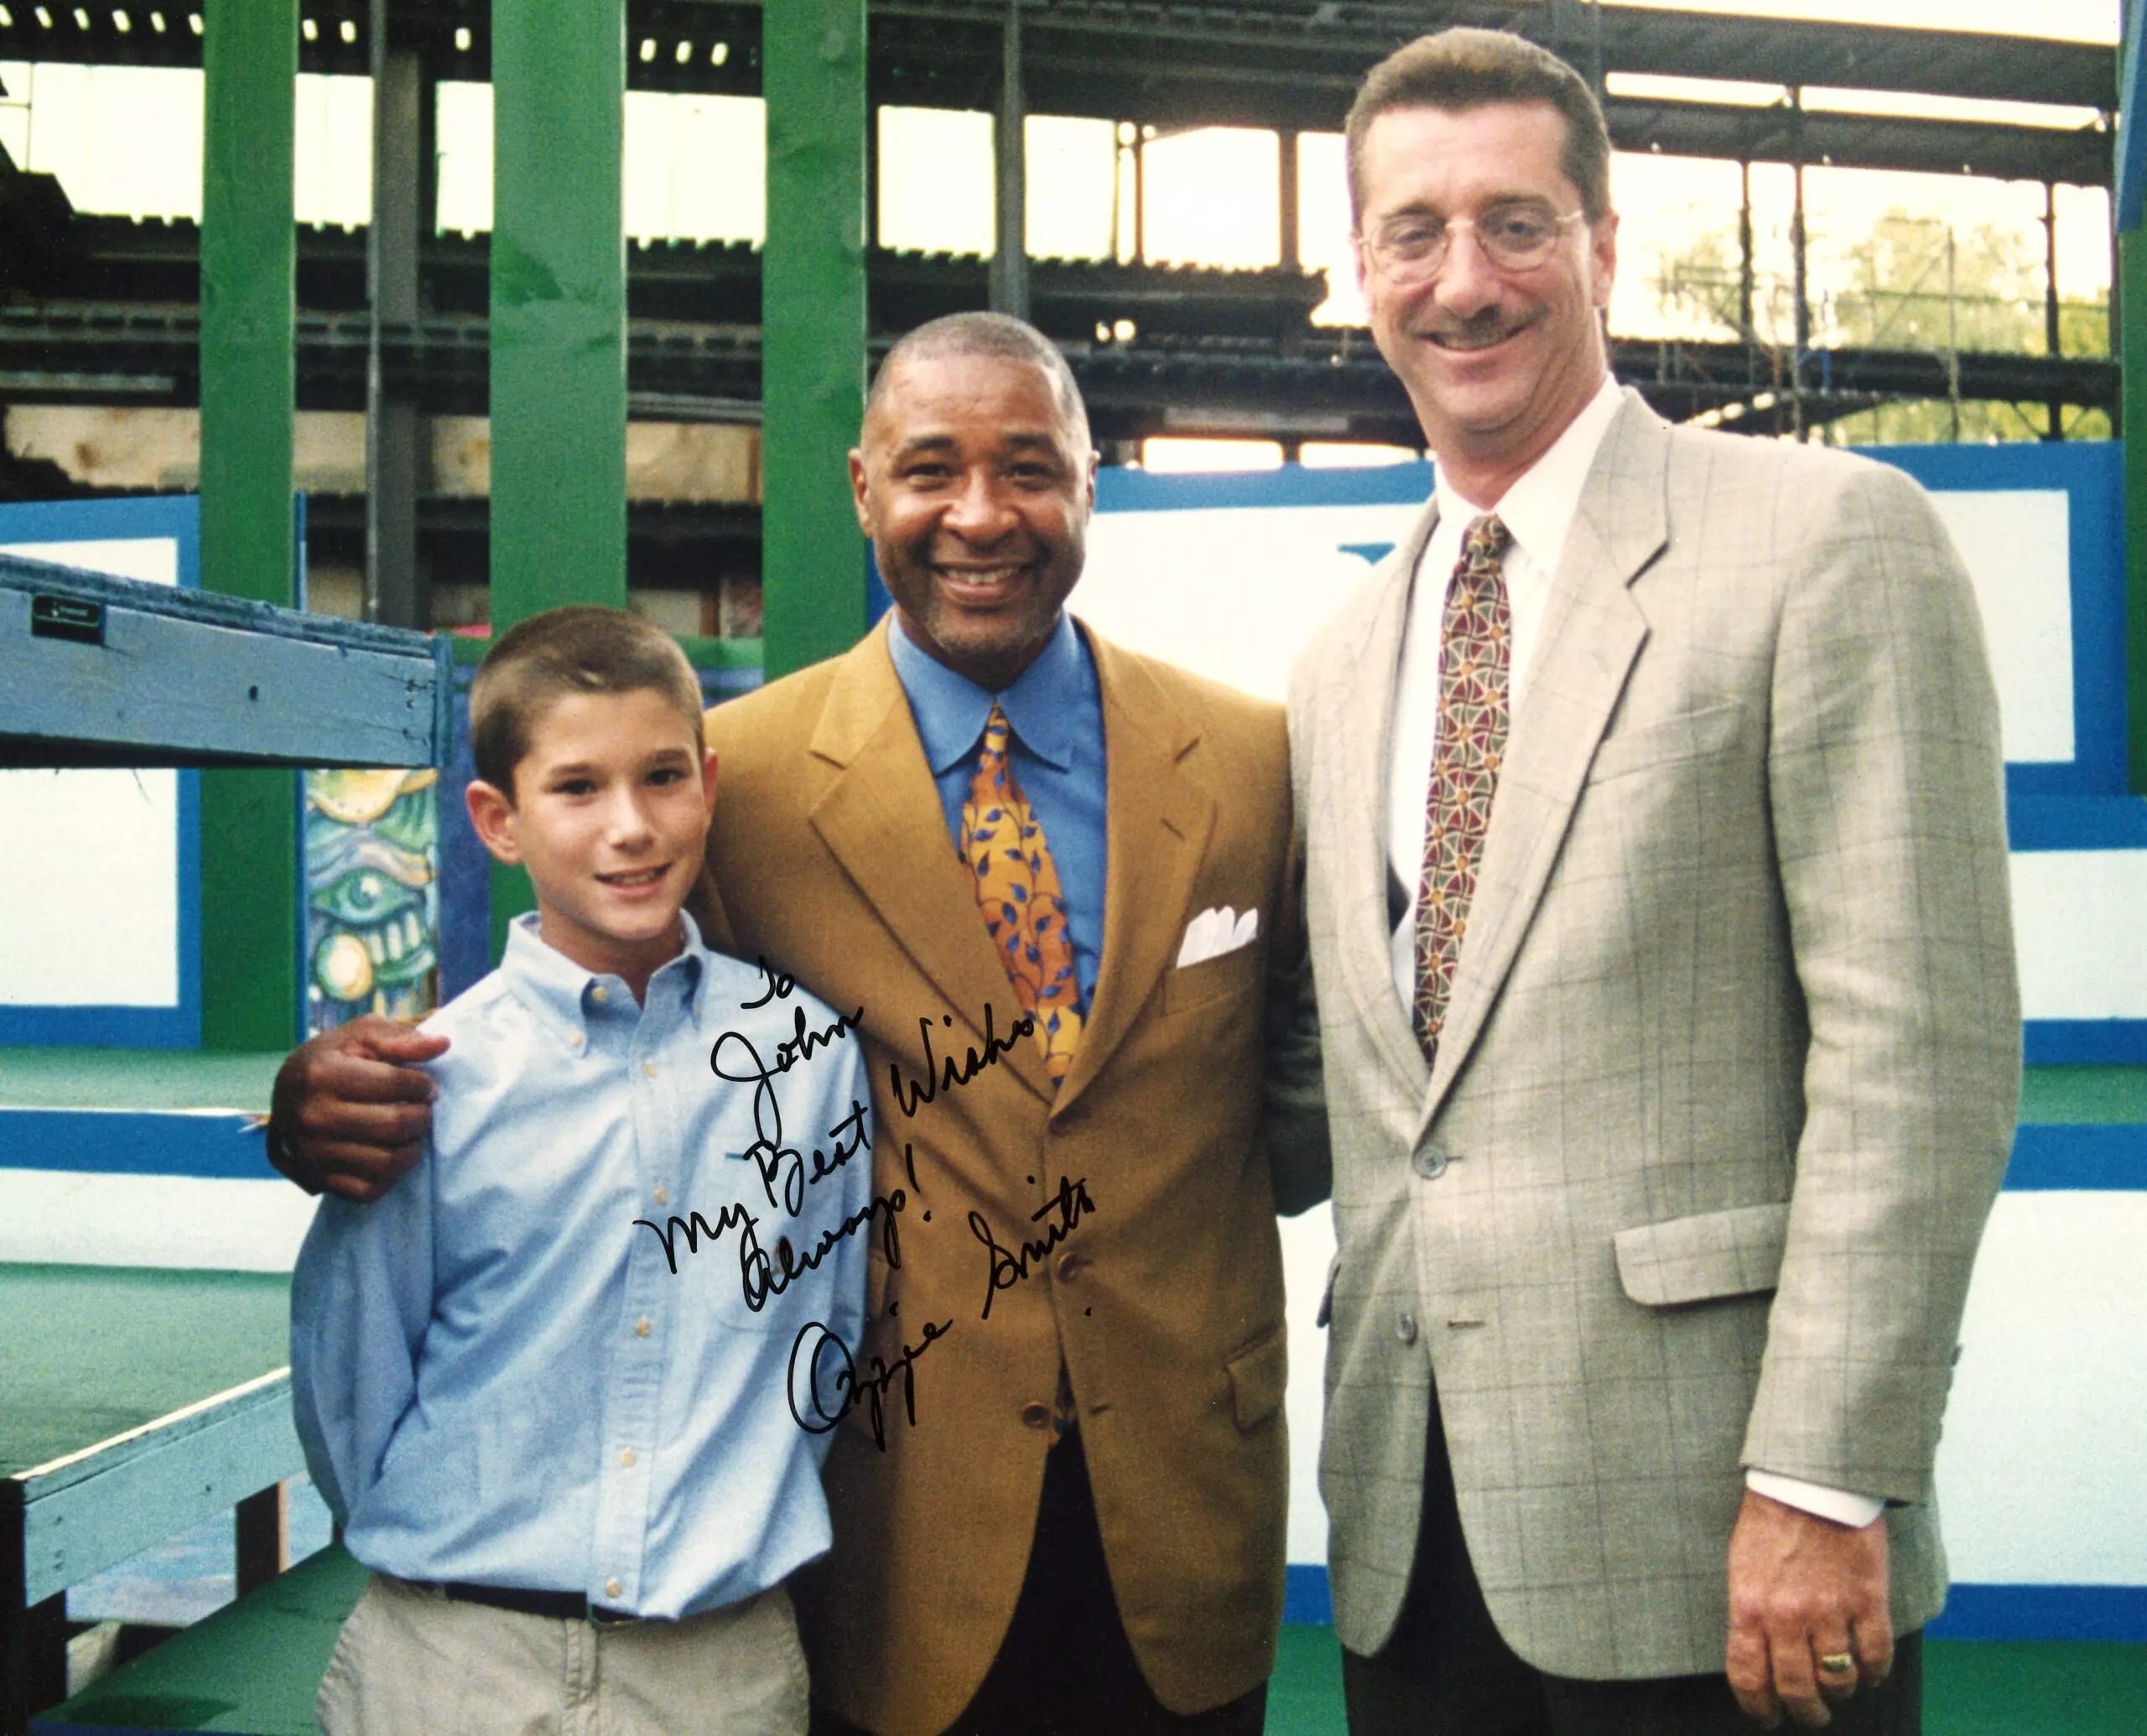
1282;391;2020;1679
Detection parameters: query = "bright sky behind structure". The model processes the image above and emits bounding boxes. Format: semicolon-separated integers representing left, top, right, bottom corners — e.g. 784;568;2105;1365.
1628;0;2111;37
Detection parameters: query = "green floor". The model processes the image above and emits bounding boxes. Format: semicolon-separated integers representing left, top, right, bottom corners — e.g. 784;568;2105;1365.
2016;1063;2147;1125
1921;1642;2147;1736
5;1052;2134;1123
2;1265;291;1476
1264;1630;2147;1734
37;1547;2147;1735
1268;1624;1347;1732
0;1048;283;1111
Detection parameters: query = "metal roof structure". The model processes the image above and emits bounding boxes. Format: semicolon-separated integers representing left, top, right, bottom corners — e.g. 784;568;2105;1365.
0;1;2117;184
0;0;2120;599
4;291;2110;444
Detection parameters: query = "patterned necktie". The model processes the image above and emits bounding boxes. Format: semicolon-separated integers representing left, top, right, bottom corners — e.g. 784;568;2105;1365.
1412;514;1512;1065
964;704;1084;1086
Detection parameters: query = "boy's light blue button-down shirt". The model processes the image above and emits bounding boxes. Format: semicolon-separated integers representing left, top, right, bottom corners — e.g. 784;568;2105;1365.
886;609;1108;1007
290;912;875;1619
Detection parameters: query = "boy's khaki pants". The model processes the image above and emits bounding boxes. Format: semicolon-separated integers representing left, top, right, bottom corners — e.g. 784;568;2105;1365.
316;1572;808;1735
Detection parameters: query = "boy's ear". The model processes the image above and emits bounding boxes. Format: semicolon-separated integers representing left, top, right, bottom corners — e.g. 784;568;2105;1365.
465;779;522;865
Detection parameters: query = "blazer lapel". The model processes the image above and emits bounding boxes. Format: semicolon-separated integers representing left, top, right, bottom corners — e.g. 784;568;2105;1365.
1418;392;1666;1130
806;631;1055;1107
1052;628;1213;1115
1328;496;1443;1108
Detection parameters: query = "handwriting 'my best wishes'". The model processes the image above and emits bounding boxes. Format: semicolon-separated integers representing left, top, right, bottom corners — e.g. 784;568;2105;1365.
637;971;1108;1453
632;960;898;1299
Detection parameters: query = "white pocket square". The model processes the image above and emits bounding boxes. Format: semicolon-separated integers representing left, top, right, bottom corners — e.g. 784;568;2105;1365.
1175;905;1260;969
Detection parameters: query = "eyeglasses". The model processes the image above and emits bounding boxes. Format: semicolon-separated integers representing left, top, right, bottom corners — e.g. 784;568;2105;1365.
1359;200;1587;286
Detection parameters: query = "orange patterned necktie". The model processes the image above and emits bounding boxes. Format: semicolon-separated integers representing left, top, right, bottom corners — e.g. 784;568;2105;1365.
964;704;1084;1085
1412;513;1511;1065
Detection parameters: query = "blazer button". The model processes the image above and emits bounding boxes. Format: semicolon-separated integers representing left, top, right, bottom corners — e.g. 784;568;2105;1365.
1056;1253;1080;1282
1020;1401;1053;1429
1394;1312;1418;1345
1412;1146;1447;1180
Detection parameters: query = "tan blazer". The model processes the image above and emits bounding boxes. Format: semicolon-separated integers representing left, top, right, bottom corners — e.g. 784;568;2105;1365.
693;621;1297;1735
1283;392;2020;1679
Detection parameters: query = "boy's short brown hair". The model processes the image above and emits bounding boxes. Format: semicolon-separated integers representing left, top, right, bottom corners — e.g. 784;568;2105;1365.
1345;28;1611;226
469;606;704;795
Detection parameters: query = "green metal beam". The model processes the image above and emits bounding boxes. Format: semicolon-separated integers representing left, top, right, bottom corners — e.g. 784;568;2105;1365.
2128;223;2147;795
490;0;627;632
762;0;870;679
198;0;299;1050
488;0;628;958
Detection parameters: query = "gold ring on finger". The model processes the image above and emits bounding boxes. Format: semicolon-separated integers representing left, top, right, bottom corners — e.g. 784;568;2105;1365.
1817;1652;1857;1677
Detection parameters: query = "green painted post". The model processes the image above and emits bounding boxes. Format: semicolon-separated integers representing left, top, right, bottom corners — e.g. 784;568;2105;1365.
488;0;629;957
2127;226;2147;795
490;0;626;630
762;0;870;679
199;0;299;1050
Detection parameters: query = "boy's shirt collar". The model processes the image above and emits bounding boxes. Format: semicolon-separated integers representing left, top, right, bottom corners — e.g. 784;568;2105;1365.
886;609;1087;773
498;907;710;1049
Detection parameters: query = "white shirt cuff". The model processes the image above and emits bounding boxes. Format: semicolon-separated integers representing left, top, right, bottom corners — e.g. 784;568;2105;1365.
1745;1468;1885;1528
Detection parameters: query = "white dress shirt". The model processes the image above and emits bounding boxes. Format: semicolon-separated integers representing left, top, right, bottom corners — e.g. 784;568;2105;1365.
1385;373;1624;1006
1384;375;1884;1531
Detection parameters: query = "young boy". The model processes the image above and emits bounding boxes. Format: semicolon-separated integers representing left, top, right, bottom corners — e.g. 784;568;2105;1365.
292;607;873;1735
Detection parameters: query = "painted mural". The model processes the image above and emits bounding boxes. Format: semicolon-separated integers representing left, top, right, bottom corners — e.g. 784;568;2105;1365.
304;767;440;1035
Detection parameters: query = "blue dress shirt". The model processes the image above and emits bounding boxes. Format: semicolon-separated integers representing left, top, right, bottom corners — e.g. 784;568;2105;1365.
886;611;1109;1007
290;912;875;1619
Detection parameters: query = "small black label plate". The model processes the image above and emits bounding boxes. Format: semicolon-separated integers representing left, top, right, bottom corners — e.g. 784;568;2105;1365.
31;594;105;646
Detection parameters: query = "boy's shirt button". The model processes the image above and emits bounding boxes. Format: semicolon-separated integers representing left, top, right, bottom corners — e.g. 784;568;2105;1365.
642;1061;658;1079
619;1449;637;1468
634;1317;652;1338
606;1578;623;1599
653;1188;669;1206
591;985;609;1004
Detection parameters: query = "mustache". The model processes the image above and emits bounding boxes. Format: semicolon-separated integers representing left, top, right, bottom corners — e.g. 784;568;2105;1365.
1415;307;1529;343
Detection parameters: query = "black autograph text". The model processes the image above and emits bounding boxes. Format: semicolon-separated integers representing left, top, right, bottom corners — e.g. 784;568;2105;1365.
970;1174;1096;1320
888;1004;1034;1119
788;1314;954;1450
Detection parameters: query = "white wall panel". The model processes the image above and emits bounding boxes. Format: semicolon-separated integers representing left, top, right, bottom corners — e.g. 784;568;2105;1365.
2009;850;2147;1020
0;1170;316;1272
0;536;182;1011
1079;502;1419;700
1936;1192;2147;1583
1926;489;2074;764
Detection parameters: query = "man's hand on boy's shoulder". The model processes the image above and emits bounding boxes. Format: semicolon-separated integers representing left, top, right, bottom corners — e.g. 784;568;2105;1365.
269;1016;449;1203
